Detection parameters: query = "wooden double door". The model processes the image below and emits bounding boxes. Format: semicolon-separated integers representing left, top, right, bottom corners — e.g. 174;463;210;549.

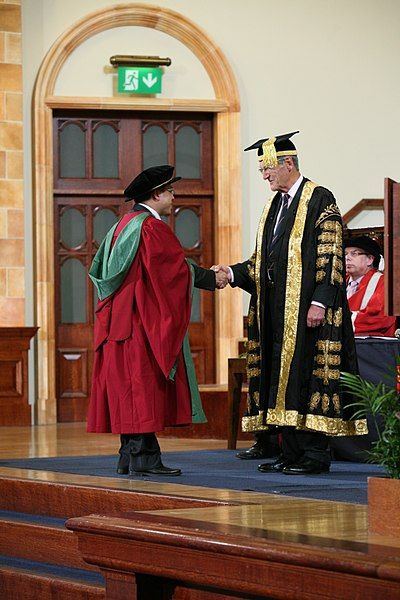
53;110;215;422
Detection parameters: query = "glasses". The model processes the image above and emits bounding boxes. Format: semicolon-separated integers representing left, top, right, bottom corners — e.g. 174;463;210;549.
345;251;368;258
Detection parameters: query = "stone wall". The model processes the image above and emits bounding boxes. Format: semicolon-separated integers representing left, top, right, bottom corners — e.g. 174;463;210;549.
0;0;24;325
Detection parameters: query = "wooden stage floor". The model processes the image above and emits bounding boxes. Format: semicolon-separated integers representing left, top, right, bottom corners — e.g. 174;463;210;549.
0;422;398;548
1;423;399;599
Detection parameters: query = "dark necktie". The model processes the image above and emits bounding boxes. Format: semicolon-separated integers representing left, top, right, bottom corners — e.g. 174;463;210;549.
270;193;290;248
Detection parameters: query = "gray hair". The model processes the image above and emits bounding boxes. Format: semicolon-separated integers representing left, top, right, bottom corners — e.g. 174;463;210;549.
278;155;299;170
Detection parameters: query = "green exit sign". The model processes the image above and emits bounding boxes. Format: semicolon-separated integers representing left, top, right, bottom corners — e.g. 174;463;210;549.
118;66;162;94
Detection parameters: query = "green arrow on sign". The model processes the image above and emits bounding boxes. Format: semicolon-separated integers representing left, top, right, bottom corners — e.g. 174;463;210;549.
118;67;162;94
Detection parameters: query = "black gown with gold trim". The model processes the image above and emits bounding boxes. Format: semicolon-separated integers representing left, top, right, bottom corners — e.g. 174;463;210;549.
230;178;367;437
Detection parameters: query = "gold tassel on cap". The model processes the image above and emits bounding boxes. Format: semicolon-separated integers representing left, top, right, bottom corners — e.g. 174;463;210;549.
261;137;298;169
261;137;278;168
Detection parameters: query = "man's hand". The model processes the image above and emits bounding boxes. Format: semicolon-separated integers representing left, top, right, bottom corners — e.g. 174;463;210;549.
211;264;231;289
307;304;325;328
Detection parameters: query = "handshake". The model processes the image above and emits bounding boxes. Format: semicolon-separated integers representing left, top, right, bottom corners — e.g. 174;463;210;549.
211;264;231;289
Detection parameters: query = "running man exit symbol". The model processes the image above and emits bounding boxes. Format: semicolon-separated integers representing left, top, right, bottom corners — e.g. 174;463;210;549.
118;67;162;94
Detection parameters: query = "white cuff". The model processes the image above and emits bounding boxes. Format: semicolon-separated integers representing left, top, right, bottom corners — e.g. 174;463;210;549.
311;301;326;309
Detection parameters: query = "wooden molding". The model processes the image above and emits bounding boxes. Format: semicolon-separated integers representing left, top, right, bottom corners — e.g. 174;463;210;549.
45;96;229;112
33;3;242;424
67;510;400;599
343;198;383;224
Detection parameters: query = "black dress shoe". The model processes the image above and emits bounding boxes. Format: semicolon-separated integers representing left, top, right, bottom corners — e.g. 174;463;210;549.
257;457;293;473
282;458;330;475
236;443;274;460
117;463;129;475
130;464;182;476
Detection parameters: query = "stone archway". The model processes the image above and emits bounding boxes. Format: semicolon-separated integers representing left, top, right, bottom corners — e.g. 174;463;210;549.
33;3;242;424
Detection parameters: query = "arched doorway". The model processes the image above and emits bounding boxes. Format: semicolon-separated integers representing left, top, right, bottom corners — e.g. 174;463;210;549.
33;3;242;424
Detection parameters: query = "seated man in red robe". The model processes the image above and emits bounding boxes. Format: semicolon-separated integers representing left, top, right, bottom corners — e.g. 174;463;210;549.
345;235;396;337
88;165;228;476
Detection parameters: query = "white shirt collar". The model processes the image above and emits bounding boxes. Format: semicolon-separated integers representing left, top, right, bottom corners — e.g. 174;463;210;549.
137;203;161;220
348;273;366;284
284;174;303;202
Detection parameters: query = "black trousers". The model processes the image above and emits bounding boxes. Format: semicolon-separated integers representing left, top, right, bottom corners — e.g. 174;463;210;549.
281;427;330;466
124;433;162;470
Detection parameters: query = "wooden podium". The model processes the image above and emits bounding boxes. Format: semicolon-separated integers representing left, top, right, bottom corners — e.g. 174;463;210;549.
0;327;38;426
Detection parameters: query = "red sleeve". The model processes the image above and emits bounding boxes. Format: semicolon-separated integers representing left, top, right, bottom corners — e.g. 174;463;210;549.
135;218;192;378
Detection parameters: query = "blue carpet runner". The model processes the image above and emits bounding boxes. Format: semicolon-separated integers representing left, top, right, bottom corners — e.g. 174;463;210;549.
0;449;386;504
0;554;104;585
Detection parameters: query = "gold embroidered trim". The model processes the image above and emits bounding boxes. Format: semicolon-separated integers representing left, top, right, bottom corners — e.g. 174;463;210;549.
316;257;329;268
247;367;261;378
315;203;341;228
310;392;320;410
309;392;341;415
320;220;338;231
332;394;340;414
247;261;255;281
316;354;341;366
242;410;368;436
246;393;251;412
316;340;342;351
332;269;343;285
253;390;260;408
242;410;270;432
324;308;343;328
318;232;337;243
246;340;260;350
331;222;343;284
321;394;330;414
312;367;340;384
331;248;343;285
247;353;260;365
316;270;325;282
276;181;318;412
317;243;343;256
332;257;343;272
248;306;255;326
333;307;342;327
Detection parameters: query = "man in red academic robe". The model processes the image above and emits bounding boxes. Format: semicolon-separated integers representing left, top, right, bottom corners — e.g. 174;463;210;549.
345;235;396;337
88;165;228;476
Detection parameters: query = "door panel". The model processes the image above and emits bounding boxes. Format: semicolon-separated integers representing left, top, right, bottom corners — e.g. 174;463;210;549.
53;111;214;422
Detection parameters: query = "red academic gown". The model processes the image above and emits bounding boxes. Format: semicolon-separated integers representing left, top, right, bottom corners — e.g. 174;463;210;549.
87;213;194;434
347;269;396;337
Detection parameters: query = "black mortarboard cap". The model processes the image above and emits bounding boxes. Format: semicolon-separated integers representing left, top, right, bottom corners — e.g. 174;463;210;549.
244;131;299;166
124;165;181;202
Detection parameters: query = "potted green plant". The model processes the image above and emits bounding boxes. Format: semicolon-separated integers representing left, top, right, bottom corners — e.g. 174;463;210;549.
341;357;400;536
